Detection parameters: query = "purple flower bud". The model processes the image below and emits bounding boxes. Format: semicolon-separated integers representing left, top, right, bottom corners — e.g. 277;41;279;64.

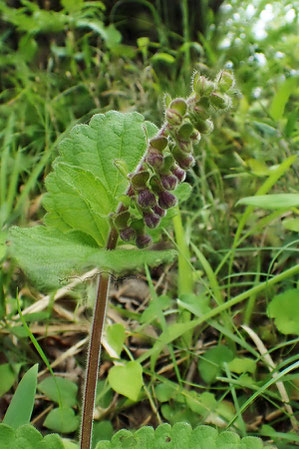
177;139;192;153
146;149;164;170
177;154;195;170
119;227;136;242
160;174;178;191
143;211;161;229
136;233;152;248
171;165;186;182
152;204;166;218
172;146;195;170
158;191;177;209
137;189;156;209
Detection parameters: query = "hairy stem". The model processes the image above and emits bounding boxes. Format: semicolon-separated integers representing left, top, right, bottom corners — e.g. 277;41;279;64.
80;228;118;449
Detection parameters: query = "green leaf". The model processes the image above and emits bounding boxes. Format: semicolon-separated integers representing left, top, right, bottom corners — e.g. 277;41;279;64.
94;422;269;449
0;363;21;397
38;376;78;407
38;433;65;449
108;361;143;401
267;289;299;335
43;111;149;245
8;226;176;290
0;423;15;447
92;421;114;447
269;77;297;121
155;381;178;402
106;324;126;358
241;436;264;449
15;424;42;445
198;345;234;384
3;364;38;429
237;193;299;210
282;217;299;232
228;357;256;374
61;439;79;449
43;407;79;434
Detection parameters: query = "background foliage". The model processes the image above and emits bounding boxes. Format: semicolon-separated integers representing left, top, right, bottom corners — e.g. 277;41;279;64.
0;0;298;448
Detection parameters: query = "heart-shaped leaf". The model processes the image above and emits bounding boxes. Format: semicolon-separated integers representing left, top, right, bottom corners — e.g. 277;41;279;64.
108;361;143;401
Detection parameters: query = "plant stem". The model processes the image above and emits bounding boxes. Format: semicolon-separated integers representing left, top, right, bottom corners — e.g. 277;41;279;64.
80;228;118;449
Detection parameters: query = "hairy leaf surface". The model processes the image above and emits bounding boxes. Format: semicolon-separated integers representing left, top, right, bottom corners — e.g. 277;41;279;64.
8;226;176;290
43;111;154;246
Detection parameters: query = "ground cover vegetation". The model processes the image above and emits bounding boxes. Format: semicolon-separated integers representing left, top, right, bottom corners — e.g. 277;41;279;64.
0;0;298;448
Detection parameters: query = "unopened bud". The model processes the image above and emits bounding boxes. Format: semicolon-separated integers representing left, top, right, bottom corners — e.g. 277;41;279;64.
158;190;177;209
177;139;192;153
192;105;210;120
171;165;186;182
210;92;231;109
191;117;214;134
119;227;136;242
152;204;166;218
146;148;164;170
216;70;235;91
160;173;178;191
150;136;168;151
193;73;215;96
130;171;150;191
160;154;175;174
114;211;130;229
169;98;187;116
144;211;161;229
137;189;156;208
165;108;183;126
177;121;194;139
149;175;163;194
172;146;195;169
136;233;152;248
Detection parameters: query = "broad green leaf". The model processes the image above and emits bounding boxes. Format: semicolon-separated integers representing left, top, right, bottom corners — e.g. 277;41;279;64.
106;324;126;358
95;422;268;449
43;111;155;245
61;439;79;449
43;407;79;434
155;381;178;402
92;421;114;447
15;424;42;445
38;433;65;449
237;193;299;210
3;364;38;429
38;376;78;407
108;361;143;401
198;345;234;384
267;289;299;335
241;436;264;449
228;357;256;374
8;226;176;290
0;423;15;447
0;363;21;397
282;217;299;232
270;77;297;121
